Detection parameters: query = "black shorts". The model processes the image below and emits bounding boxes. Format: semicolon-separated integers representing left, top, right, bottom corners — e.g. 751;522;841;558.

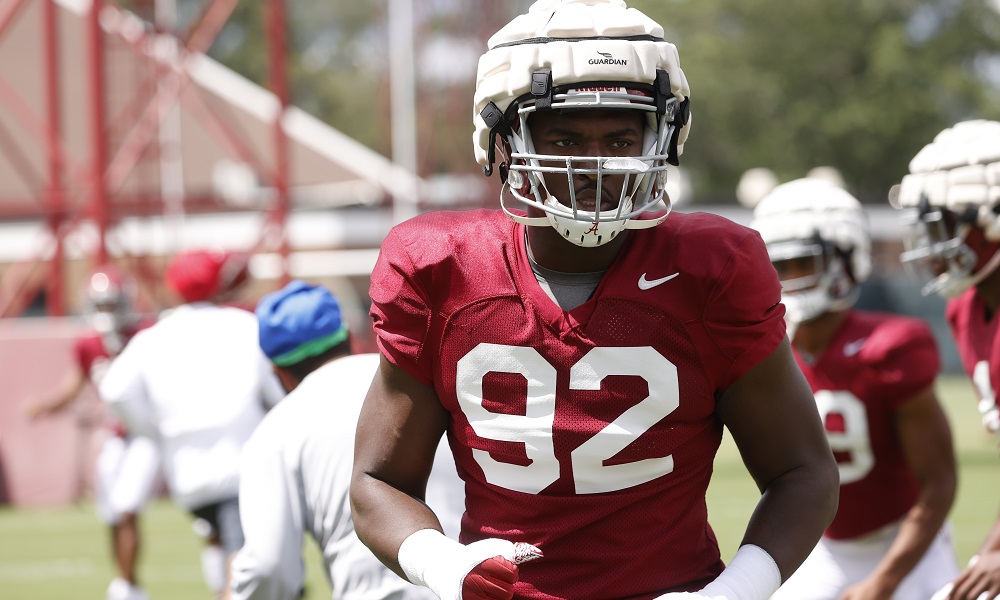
190;497;244;554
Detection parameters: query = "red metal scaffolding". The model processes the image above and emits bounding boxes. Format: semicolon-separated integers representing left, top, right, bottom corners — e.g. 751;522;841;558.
0;0;293;317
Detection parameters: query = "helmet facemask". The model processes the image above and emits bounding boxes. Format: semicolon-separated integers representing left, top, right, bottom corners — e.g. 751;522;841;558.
768;237;859;331
891;119;1000;297
900;202;1000;298
487;81;683;247
750;177;872;341
82;269;137;354
472;1;692;247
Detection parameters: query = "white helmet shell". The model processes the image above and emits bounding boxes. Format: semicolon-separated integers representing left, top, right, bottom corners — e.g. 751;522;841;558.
895;120;1000;296
474;0;691;166
753;178;872;282
751;178;871;323
473;0;691;247
81;266;138;354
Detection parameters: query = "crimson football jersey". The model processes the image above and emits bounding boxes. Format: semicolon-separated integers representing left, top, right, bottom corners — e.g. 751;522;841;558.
74;332;114;384
947;288;1000;426
73;323;150;436
370;209;786;599
792;310;939;540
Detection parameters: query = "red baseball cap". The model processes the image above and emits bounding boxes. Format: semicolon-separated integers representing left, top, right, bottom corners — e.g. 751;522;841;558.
165;250;227;303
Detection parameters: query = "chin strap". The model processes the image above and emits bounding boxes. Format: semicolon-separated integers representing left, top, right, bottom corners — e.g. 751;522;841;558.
624;213;669;229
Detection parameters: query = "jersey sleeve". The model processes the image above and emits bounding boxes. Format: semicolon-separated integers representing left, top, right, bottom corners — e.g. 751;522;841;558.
703;230;787;390
369;226;436;386
73;333;105;377
861;318;940;409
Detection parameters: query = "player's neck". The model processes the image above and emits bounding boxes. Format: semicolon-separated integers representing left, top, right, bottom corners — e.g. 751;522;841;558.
791;310;849;360
524;226;628;273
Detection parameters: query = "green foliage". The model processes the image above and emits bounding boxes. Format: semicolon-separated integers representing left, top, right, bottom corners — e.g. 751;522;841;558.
631;0;1000;203
118;1;1000;204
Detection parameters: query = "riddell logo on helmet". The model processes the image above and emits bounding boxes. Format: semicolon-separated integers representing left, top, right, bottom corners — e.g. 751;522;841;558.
589;51;627;66
570;86;627;94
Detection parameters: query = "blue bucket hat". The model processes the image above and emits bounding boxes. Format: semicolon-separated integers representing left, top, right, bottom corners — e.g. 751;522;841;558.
256;280;348;367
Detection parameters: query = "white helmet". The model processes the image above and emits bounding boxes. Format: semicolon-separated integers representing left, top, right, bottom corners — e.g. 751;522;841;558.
81;266;138;354
894;120;1000;297
751;178;871;326
473;0;691;247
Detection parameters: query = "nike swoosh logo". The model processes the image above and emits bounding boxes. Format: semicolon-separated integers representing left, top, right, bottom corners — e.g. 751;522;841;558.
638;272;679;290
843;338;867;357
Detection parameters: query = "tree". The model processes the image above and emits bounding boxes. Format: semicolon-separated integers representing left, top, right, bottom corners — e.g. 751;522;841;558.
631;0;1000;203
135;0;1000;206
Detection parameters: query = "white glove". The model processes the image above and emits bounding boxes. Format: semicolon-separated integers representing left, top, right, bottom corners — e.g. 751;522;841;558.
398;529;542;600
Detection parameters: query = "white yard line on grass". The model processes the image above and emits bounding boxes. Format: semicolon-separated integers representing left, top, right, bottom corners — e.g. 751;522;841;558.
0;558;95;580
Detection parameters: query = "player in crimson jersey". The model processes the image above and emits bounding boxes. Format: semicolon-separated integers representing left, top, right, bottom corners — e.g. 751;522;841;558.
26;266;160;600
893;120;1000;600
350;2;840;599
751;178;958;600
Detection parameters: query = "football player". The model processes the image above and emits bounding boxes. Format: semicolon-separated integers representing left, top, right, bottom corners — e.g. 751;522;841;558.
894;119;1000;600
350;1;840;599
100;249;286;599
26;266;160;600
752;178;958;600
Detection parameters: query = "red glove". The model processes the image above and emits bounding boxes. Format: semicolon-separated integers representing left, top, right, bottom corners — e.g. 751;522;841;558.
462;556;520;600
398;530;542;600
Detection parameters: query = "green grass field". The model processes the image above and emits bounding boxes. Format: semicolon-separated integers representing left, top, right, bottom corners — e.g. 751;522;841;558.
1;375;997;599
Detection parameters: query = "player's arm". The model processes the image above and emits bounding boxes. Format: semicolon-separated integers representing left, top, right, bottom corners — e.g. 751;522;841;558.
716;337;840;583
351;355;536;600
230;431;305;600
25;366;87;419
844;385;957;600
945;515;1000;600
351;354;451;574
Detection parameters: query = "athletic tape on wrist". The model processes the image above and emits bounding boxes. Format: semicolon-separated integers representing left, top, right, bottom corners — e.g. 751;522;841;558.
397;529;525;600
700;544;781;600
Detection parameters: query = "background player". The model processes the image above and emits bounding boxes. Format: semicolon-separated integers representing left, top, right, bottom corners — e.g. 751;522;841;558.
99;249;285;599
231;280;464;600
752;177;958;600
350;1;839;599
894;119;1000;600
25;266;160;600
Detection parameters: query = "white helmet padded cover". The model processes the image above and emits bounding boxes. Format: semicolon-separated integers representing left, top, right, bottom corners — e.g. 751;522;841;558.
473;0;690;168
753;178;872;283
898;119;1000;240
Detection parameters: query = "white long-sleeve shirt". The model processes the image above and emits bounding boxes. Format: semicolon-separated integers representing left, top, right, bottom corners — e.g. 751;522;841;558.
230;353;464;600
99;303;285;510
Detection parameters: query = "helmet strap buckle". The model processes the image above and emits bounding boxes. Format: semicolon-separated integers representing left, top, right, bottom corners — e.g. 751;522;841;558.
530;69;554;110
